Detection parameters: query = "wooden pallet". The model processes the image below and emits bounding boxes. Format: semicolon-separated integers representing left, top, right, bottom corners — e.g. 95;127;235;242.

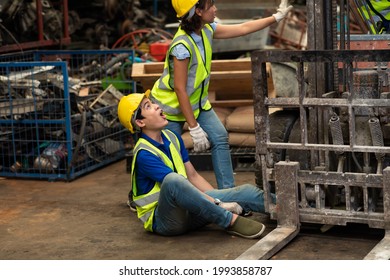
131;59;274;107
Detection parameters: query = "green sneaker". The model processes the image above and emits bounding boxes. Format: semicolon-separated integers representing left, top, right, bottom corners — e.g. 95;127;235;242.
226;216;266;239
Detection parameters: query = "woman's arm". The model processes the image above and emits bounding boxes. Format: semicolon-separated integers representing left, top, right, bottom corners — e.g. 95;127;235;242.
214;0;293;39
214;16;276;39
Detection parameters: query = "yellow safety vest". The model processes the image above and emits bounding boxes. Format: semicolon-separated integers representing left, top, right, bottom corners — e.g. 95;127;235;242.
358;0;390;34
150;24;214;121
131;130;187;232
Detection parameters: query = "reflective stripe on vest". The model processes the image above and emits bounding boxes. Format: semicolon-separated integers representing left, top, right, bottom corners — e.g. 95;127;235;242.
150;25;213;121
130;130;187;231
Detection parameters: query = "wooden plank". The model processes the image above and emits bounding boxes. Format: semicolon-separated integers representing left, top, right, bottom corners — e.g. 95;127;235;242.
211;100;253;107
142;63;164;73
364;233;390;260
131;60;273;102
236;227;299;260
132;60;253;79
208;91;253;107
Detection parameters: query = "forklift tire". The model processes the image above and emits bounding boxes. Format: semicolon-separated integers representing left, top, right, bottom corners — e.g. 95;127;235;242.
269;109;300;162
285;116;311;171
255;109;300;187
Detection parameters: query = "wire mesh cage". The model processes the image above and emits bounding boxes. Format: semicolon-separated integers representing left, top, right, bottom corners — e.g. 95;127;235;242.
0;50;137;180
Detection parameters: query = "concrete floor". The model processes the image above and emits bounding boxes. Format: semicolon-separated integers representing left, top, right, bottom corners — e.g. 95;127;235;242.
0;159;384;260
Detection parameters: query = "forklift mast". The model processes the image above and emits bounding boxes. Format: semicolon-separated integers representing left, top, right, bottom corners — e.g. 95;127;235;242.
237;0;390;260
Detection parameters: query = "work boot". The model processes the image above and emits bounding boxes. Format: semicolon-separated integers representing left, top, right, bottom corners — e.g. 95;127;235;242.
241;210;253;217
226;216;265;239
127;199;137;213
127;191;136;213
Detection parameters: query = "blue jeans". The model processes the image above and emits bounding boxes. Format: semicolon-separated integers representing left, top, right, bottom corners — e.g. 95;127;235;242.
165;108;235;189
153;173;270;236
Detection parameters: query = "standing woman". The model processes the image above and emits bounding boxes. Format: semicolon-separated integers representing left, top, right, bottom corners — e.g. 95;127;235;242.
150;0;293;189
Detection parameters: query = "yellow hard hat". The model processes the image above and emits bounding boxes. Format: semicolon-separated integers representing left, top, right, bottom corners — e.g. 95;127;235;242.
117;90;150;133
172;0;198;18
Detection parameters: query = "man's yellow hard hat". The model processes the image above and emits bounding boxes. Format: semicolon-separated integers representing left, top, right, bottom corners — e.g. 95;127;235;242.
172;0;198;18
117;90;150;133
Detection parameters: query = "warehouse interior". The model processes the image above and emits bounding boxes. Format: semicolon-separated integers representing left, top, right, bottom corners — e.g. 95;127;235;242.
1;0;390;261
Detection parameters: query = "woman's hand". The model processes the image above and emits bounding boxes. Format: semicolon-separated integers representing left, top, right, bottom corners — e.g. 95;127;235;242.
272;0;293;23
189;123;210;152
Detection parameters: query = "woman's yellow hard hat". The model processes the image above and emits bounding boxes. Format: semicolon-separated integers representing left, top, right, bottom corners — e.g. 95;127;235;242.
171;0;198;18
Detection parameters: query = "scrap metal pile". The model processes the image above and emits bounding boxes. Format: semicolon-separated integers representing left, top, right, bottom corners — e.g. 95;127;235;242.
0;0;68;49
0;0;174;51
0;50;136;180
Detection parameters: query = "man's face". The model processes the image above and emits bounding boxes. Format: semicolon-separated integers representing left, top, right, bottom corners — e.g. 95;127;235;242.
135;98;168;131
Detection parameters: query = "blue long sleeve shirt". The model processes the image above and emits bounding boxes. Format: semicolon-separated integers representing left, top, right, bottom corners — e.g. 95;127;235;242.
134;130;189;195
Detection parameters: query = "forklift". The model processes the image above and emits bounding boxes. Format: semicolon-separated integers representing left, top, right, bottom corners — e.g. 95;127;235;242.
238;0;390;259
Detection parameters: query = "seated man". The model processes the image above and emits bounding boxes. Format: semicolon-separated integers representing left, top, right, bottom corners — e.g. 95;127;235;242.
117;90;273;239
